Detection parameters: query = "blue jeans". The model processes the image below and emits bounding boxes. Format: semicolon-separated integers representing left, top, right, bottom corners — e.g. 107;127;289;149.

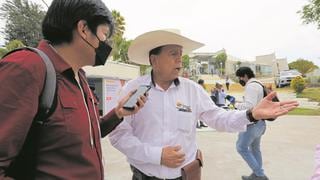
236;120;266;176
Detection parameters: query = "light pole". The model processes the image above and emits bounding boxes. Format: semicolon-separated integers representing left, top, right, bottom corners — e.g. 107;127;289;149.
220;62;223;76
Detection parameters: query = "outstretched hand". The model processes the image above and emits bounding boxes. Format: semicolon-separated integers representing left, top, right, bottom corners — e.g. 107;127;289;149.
115;90;147;119
252;91;299;120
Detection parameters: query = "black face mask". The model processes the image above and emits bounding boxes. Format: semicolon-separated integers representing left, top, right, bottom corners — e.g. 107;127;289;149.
239;79;246;86
94;40;112;66
81;35;112;66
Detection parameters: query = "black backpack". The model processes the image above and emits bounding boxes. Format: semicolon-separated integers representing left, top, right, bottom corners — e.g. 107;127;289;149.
250;81;279;121
2;47;56;179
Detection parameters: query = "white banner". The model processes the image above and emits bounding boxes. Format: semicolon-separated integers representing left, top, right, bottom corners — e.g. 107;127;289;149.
103;78;122;114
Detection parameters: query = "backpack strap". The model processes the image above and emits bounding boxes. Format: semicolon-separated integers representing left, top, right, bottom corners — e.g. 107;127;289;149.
3;47;57;179
249;81;267;97
249;81;279;121
3;47;56;121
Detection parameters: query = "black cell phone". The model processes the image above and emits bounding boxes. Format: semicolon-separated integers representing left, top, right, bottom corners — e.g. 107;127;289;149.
123;85;151;111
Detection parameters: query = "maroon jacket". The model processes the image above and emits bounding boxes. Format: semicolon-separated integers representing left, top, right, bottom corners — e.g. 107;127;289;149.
0;40;122;179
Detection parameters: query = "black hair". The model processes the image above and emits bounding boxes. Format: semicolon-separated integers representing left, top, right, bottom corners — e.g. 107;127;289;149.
148;46;163;65
42;0;114;45
149;46;163;57
235;66;255;78
198;79;204;85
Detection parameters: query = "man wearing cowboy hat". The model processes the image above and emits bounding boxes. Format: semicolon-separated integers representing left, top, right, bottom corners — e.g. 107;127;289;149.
109;29;298;179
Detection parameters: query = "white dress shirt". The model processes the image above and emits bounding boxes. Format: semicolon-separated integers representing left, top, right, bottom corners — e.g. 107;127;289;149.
109;75;251;179
235;78;264;110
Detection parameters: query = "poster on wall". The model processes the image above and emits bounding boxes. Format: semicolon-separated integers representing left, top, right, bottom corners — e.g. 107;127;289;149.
103;78;123;114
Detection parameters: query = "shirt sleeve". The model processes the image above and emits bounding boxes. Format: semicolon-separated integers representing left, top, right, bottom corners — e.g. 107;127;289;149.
108;116;162;165
235;83;262;110
108;83;162;165
195;86;250;132
311;145;320;180
0;57;44;177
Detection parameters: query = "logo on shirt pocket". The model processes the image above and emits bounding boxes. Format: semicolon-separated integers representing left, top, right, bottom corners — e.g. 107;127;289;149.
176;101;192;112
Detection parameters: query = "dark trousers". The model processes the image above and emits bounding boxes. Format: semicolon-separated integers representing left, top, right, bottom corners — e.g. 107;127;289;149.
226;83;230;90
131;165;182;180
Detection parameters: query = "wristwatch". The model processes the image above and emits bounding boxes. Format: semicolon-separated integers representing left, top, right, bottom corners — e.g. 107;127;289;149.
246;109;257;122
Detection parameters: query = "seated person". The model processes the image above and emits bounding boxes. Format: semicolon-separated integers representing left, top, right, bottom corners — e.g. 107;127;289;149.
211;82;226;107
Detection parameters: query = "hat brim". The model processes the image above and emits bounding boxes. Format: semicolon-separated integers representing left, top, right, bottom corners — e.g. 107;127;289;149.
128;30;204;65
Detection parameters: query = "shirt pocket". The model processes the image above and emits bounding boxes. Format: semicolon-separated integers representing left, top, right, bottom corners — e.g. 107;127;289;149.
59;95;84;135
175;111;194;133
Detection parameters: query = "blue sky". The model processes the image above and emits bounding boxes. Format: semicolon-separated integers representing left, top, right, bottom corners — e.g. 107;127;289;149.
1;0;319;66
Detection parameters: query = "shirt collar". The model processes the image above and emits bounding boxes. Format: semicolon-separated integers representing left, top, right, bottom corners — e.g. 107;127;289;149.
245;78;258;87
150;70;180;88
37;40;73;74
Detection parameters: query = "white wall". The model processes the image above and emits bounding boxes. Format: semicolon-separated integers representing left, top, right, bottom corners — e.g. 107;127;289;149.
83;61;140;80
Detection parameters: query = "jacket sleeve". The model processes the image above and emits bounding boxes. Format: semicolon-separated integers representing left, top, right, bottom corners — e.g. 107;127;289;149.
0;54;44;177
99;109;123;137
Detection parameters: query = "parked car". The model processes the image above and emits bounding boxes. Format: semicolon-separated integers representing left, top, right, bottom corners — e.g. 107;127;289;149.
275;70;301;88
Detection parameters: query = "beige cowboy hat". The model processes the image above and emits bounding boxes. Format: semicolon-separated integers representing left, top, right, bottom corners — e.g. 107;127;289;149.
128;29;204;65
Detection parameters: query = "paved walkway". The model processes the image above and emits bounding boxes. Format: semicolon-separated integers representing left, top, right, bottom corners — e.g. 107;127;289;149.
102;115;320;180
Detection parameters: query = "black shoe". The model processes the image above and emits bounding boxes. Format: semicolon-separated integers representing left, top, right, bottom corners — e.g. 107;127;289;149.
242;173;269;180
199;122;208;127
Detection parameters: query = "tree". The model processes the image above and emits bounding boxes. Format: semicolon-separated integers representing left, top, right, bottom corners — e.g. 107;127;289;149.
111;10;125;37
182;55;190;69
118;39;132;63
236;61;242;68
0;39;25;58
299;0;320;29
288;59;319;76
139;65;150;76
215;52;227;75
111;10;129;62
0;0;46;47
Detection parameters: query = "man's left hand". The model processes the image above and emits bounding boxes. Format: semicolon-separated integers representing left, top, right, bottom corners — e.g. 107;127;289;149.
252;91;299;120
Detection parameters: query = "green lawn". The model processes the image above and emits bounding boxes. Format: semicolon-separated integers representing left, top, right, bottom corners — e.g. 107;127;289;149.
288;88;320;116
288;108;320;116
297;87;320;103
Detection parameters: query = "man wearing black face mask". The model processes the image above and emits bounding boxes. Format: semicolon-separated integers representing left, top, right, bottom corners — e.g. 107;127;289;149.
235;67;269;180
0;0;147;179
80;33;112;66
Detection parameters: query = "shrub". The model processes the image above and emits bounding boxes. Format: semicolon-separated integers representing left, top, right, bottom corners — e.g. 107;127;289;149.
291;76;306;94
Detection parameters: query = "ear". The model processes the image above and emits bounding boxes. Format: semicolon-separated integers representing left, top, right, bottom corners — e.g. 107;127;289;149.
149;54;157;66
76;20;89;39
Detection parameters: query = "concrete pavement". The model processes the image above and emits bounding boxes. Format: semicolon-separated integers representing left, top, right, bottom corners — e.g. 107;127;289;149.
102;115;320;180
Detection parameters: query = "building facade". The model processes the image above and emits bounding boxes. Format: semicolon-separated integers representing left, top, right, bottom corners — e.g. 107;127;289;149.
189;50;288;77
